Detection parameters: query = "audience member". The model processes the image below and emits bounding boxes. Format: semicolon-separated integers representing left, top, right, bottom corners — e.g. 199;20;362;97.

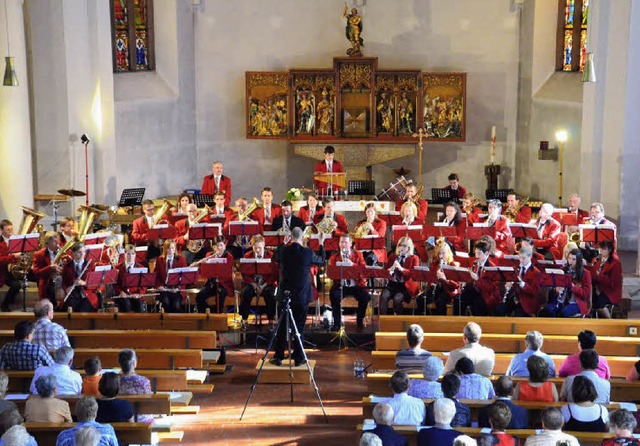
626;360;640;382
0;373;16;413
30;346;82;395
96;372;134;423
408;356;444;399
395;324;431;372
31;299;70;350
0;320;53;370
558;330;610;379
425;374;471;428
73;426;102;446
478;401;519;446
524;406;579;446
24;374;72;422
453;436;478;446
0;408;36;446
417;398;462;446
513;355;558;402
55;396;118;446
601;409;639;446
82;356;102;397
454;357;495;400
505;330;555;377
559;349;610;403
560;376;608;432
1;424;37;446
479;376;528;429
444;322;495;377
369;403;408;446
383;370;425;425
360;432;383;446
117;349;151;394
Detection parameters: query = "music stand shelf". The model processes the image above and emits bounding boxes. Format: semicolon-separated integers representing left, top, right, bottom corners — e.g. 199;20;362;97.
118;188;145;207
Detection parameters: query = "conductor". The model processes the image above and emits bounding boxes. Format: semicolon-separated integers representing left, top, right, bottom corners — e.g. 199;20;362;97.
270;227;325;367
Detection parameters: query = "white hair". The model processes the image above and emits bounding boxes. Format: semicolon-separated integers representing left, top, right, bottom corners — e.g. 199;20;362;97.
1;425;31;446
359;433;382;446
434;398;456;425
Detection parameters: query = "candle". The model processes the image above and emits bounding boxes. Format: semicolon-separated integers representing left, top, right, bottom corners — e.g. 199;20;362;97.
490;126;496;164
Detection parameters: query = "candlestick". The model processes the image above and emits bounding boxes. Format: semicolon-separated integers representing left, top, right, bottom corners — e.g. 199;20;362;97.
490;126;496;164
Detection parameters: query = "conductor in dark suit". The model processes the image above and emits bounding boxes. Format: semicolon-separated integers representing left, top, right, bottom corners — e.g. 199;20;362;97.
270;227;325;367
271;201;306;233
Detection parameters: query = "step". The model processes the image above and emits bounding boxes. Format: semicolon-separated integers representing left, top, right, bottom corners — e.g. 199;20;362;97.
186;383;215;393
168;391;193;407
170;405;200;415
157;431;185;443
256;359;317;384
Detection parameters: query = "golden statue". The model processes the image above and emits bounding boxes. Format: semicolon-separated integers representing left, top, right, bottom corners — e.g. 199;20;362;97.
343;3;364;57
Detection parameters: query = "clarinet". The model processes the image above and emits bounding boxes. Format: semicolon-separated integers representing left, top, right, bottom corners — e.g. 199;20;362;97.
556;266;573;308
432;259;445;300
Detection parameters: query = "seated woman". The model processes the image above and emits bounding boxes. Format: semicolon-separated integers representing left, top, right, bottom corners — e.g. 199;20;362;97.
513;355;558;402
441;201;467;254
155;239;187;313
591;240;622;319
408;355;444;399
379;236;419;315
24;374;72;422
545;249;592;318
96;372;134;423
424;239;460;315
117;349;151;395
353;202;387;265
454;358;495;401
417;398;462;446
561;376;608;432
0;372;16;414
601;409;639;446
196;236;235;314
297;192;323;226
0;409;36;446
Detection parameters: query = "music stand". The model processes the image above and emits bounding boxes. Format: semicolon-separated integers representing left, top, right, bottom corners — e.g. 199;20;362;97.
554;212;578;229
580;224;616;244
8;234;40;312
483;266;518;283
123;270;156;290
360;265;390;331
229;221;260;257
85;266;118;311
147;224;177;241
239;258;275;327
425;225;457;239
392;225;424;244
431;188;456;205
453;251;473;268
466;226;497;241
165;267;199;312
442;265;474;315
263;231;288;249
379;211;402;227
326;262;360;350
84;244;103;264
497;255;520;268
193;194;215;208
188;223;220;241
200;258;234;319
538;270;572;288
135;246;148;264
348;180;376;198
118;188;145;207
411;265;438;316
309;234;339;251
508;224;539;239
355;235;385;252
83;232;111;245
485;188;510;203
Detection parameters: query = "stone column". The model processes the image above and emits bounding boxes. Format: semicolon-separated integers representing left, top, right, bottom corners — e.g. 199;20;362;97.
0;0;34;223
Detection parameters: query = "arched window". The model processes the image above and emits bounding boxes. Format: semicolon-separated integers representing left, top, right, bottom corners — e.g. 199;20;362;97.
110;0;155;72
557;0;589;72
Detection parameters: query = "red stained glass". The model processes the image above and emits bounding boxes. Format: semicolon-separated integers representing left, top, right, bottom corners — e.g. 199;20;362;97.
115;31;129;72
579;30;587;71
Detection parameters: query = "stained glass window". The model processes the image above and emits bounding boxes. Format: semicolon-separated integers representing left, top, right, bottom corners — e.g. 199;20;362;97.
110;0;154;73
558;0;588;72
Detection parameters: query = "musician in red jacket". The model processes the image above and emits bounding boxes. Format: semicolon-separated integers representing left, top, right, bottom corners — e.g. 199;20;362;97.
496;245;540;317
441;202;467;253
61;243;97;312
174;203;209;265
314;146;344;197
195;236;235;314
0;220;21;311
568;193;590;223
380;236;420;315
443;173;467;199
113;244;146;313
533;203;562;260
130;199;163;262
155;239;188;313
462;193;483;225
457;240;500;316
353;203;387;264
209;191;234;225
297;193;323;226
239;235;278;326
58;217;77;246
428;240;461;315
486;200;513;256
251;187;281;231
395;182;428;223
314;197;348;236
32;232;64;302
544;249;592;317
201;161;232;207
328;234;370;330
591;240;622;318
504;192;532;224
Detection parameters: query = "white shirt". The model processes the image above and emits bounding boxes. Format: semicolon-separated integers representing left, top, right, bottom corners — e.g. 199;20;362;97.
524;430;580;446
444;342;496;377
30;363;82;395
383;392;425;426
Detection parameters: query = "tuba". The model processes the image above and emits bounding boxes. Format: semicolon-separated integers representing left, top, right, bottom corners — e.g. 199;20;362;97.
9;206;46;279
103;234;124;266
187;205;213;253
238;197;260;222
151;199;174;227
53;205;104;266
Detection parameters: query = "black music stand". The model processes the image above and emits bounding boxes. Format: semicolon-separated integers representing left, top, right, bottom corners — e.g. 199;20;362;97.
485;188;510;203
193;194;215;208
239;259;275;327
431;188;457;204
165;267;199;312
8;234;39;312
118;188;145;207
326;262;360;350
348;180;376;198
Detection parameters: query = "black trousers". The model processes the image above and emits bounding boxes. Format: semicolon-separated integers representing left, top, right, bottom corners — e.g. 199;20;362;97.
196;280;228;313
329;285;370;326
158;290;183;313
273;300;307;363
455;287;489;316
62;291;95;313
1;277;21;311
240;284;276;321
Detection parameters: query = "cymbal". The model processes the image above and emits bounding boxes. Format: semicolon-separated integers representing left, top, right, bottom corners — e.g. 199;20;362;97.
57;188;86;197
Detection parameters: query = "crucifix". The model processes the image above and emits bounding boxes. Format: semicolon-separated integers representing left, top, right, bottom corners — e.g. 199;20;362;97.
411;128;425;186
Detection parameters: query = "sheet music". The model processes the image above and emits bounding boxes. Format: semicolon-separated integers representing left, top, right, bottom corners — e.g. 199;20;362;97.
94;265;112;272
229;221;259;226
380;211;400;215
413;266;430;272
151;224;169;230
454;251;469;258
507;223;537;229
365;265;384;270
361;234;380;239
84;232;112;241
168;267;199;274
544;268;565;275
503;255;519;260
85;244;103;252
239;258;271;264
8;233;39;241
205;257;228;264
442;264;470;273
433;222;448;227
130;267;148;274
392;225;422;231
135;246;148;252
472;222;488;227
484;266;515;272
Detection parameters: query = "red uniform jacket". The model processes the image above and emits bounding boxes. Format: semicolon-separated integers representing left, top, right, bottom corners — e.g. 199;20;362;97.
569;269;592;315
443;219;467;253
201;175;232;207
429;259;460;298
354;218;387;263
395;198;428;224
313;213;348;236
113;262;146;296
174;219;205;253
0;239;18;287
61;259;98;309
386;253;420;297
470;259;501;312
240;250;278;287
314;160;344;194
329;249;367;289
533;218;562;259
465;207;483;225
503;206;532;224
32;248;65;300
131;216;152;246
251;205;282;231
155;255;188;288
297;205;324;225
201;252;235;296
444;185;467;199
516;264;541;316
488;216;513;256
591;257;623;305
223;213;262;246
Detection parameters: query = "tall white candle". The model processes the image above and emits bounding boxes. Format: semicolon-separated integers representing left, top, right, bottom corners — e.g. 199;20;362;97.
490;126;496;164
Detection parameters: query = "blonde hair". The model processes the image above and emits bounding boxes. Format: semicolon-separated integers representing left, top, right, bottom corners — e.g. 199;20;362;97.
395;236;414;255
162;239;176;257
435;240;454;264
400;201;417;218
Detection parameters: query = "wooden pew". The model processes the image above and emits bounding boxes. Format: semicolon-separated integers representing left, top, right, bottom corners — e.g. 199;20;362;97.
26;421;152;446
375;332;640;356
365;372;640;402
4;370;190;393
358;425;614;446
0;312;227;331
378;315;638;337
9;393;171;417
370;351;636;378
72;348;202;369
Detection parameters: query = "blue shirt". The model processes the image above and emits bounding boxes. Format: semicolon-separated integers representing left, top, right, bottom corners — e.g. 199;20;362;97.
56;420;118;446
457;373;496;400
506;349;556;377
408;379;443;399
30;363;82;395
0;340;53;370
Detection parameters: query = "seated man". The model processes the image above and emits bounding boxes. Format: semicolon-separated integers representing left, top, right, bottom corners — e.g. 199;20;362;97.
503;191;532;223
533;203;562;260
444;322;495;377
55;396;118;446
224;197;257;259
329;234;370;331
61;242;98;312
251;187;281;231
395;181;428;223
479;376;528;429
559;349;610;403
417;398;462;445
454;357;495;400
395;324;431;373
272;200;306;233
30;346;82;395
315;197;348;235
0;321;53;370
524;406;579;446
31;299;71;351
239;235;277;327
506;330;556;377
495;245;540;317
0;219;22;312
382;370;425;426
425;373;470;428
0;409;36;446
558;329;611;379
369;403;408;446
443;173;467;199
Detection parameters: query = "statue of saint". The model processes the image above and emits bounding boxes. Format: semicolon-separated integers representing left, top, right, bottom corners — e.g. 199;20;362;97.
316;89;334;135
343;4;364;57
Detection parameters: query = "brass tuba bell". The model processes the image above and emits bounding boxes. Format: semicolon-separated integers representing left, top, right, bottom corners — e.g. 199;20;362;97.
9;206;46;279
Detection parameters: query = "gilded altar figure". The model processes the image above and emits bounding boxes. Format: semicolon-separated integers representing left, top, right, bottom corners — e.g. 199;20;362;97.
296;90;315;134
397;92;414;135
343;4;364;57
316;89;334;135
376;92;394;134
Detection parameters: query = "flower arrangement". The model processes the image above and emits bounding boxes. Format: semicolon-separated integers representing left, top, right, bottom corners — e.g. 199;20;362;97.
285;188;304;201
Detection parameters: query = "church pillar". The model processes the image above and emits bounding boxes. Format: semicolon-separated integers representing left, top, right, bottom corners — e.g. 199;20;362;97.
0;0;34;224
